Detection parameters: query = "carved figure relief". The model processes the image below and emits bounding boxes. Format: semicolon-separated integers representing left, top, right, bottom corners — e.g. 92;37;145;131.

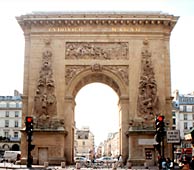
106;66;129;85
65;42;129;60
65;65;129;86
137;40;158;120
33;49;64;129
65;65;89;85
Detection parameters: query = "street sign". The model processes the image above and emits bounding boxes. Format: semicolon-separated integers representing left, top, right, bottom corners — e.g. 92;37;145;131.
167;130;180;143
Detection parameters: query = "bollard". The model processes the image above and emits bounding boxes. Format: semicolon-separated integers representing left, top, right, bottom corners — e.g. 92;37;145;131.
61;161;66;168
127;160;132;169
112;162;117;170
144;161;148;169
76;162;81;169
44;162;49;168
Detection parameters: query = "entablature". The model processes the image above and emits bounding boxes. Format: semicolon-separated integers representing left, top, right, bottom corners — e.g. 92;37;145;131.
16;11;179;32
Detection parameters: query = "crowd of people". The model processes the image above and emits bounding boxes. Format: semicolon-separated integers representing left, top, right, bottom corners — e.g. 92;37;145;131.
159;156;194;170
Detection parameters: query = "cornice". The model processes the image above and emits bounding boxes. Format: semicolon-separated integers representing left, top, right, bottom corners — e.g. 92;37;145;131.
16;11;179;30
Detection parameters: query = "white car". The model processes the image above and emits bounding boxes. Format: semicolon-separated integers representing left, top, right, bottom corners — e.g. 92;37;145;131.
2;151;21;163
74;157;91;164
95;156;118;164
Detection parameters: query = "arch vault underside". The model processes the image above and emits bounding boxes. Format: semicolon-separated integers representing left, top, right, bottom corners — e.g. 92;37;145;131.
16;12;178;165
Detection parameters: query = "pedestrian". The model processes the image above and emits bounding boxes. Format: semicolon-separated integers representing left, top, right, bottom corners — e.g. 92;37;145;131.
162;157;167;170
158;156;163;170
182;156;190;170
190;156;194;170
166;157;173;170
118;154;123;168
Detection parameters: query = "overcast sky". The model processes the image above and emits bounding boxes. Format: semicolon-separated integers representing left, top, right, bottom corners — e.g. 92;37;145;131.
0;0;194;145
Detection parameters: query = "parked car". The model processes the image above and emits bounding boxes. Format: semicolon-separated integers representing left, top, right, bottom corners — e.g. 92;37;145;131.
95;156;118;164
1;151;21;163
74;156;91;164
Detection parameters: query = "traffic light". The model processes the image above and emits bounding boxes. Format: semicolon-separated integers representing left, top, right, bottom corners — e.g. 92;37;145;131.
25;116;35;168
25;116;33;135
155;115;165;143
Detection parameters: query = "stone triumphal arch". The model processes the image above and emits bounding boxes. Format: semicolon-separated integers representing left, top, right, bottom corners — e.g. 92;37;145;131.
17;12;178;165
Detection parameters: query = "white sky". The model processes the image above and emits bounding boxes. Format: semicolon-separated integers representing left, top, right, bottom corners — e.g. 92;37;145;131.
0;0;194;145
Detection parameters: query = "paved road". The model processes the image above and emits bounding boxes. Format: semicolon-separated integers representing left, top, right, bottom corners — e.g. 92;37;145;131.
0;163;159;170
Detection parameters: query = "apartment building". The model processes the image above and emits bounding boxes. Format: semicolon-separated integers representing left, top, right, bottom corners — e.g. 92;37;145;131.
172;90;194;156
0;90;22;151
173;90;194;138
74;126;95;159
102;132;119;158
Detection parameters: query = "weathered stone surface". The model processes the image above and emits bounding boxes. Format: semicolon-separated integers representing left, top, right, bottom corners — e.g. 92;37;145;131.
16;12;178;165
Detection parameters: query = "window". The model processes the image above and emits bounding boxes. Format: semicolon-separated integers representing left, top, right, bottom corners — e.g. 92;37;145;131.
183;106;187;112
173;118;176;125
184;114;188;120
5;120;9;127
5;111;9;117
0;102;6;108
9;102;16;108
192;106;194;112
82;141;85;146
4;131;9;138
14;132;19;138
85;134;88;139
193;114;194;120
184;122;188;130
15;121;19;127
6;102;9;108
16;103;19;108
172;112;176;117
15;111;19;117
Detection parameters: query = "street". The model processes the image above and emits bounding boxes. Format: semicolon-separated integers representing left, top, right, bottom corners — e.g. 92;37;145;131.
0;162;159;170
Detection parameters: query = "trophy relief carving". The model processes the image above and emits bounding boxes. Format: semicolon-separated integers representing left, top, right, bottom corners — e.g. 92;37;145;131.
65;42;129;60
33;50;64;129
137;40;158;120
106;66;129;85
65;65;89;85
65;65;129;86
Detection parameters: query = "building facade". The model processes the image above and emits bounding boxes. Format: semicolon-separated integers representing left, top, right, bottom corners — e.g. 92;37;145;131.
172;90;194;157
74;127;95;160
0;90;22;151
101;132;119;158
173;90;194;138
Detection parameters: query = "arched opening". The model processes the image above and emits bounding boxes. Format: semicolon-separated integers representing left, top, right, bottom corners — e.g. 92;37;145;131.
11;144;20;151
64;70;129;163
74;82;119;159
2;144;9;151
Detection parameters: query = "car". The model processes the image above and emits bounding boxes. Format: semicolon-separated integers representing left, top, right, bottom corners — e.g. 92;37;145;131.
1;151;21;163
74;156;91;164
95;156;118;164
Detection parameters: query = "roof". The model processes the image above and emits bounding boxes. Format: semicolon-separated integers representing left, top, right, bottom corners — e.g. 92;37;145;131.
0;96;21;101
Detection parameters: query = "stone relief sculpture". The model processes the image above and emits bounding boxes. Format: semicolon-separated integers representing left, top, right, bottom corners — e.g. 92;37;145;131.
107;66;129;85
65;65;88;85
65;42;128;60
65;65;129;86
33;49;64;129
137;40;158;120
